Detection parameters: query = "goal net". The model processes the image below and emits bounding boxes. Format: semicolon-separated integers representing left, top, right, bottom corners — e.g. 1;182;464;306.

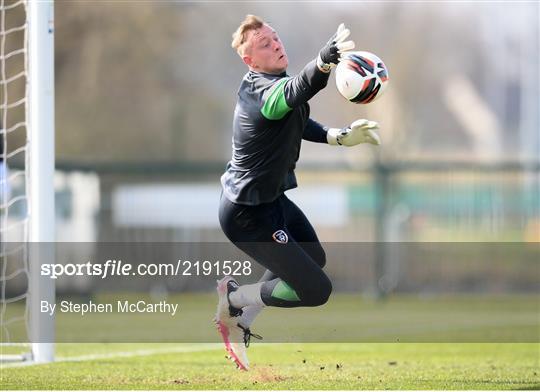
1;0;54;363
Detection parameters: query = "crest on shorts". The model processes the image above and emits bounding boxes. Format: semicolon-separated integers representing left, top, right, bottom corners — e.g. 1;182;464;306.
272;229;288;244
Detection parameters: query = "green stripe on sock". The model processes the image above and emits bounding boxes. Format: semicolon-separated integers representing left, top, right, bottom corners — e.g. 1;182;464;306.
271;281;300;302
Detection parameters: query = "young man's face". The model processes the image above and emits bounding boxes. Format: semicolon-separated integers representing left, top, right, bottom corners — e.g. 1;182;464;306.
243;24;288;74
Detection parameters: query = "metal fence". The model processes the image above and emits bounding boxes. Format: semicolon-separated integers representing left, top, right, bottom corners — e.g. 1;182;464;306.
5;160;540;296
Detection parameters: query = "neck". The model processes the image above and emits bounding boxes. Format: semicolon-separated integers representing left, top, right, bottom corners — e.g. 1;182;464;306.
249;66;285;75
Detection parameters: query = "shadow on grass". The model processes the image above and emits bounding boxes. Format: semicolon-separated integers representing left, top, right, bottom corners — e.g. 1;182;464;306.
513;385;540;391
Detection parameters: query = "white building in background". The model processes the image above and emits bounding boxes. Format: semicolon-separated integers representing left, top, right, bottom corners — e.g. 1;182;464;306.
54;171;100;294
112;183;348;231
55;171;100;242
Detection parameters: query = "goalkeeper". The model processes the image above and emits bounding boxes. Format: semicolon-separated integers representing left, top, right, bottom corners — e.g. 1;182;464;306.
217;15;380;370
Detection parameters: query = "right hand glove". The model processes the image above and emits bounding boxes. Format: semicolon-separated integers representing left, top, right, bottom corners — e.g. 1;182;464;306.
317;23;355;72
327;119;381;146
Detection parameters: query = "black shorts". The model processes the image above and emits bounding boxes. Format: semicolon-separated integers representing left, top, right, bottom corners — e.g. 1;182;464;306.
219;192;331;307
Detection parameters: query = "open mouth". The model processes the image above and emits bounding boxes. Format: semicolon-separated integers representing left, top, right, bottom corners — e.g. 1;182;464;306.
279;55;284;59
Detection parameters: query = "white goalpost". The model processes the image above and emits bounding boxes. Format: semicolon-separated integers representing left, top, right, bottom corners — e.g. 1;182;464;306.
27;0;55;363
0;0;55;363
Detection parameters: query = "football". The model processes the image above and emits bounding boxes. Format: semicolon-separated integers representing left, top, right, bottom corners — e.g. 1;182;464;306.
335;51;389;104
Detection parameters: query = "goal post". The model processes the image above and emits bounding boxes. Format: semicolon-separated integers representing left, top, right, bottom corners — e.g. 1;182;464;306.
27;0;55;363
0;0;55;363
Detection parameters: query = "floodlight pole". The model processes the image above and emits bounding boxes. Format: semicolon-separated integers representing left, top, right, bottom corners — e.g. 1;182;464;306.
27;0;55;363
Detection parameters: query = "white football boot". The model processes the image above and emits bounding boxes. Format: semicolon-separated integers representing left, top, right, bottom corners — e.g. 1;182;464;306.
214;276;250;370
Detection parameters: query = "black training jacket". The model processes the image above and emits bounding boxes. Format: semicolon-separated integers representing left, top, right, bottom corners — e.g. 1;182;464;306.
221;59;329;205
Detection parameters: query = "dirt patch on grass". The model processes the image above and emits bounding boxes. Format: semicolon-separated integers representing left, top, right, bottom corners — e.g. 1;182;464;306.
250;366;289;383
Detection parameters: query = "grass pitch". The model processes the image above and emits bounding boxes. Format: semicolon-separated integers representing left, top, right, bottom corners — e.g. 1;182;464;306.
3;293;538;343
2;293;539;389
2;343;539;390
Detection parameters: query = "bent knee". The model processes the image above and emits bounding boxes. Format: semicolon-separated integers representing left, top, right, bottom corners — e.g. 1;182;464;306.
298;277;332;306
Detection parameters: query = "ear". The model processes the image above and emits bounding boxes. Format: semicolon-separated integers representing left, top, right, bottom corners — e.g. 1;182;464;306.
242;55;253;67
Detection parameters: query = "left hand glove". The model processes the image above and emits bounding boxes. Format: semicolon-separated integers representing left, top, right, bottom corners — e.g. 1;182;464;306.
317;23;355;72
327;119;381;146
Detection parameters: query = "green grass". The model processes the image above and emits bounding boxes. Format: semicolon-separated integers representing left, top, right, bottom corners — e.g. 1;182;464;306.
2;293;539;389
1;343;539;389
3;293;538;343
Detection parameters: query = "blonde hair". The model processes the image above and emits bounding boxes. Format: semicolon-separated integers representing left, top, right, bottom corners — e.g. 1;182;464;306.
231;14;265;56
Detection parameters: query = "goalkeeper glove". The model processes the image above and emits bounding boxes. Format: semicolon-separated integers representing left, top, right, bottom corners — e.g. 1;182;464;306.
327;119;381;146
317;23;355;73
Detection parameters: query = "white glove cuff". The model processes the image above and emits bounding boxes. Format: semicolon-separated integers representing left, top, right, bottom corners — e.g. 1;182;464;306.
326;127;343;146
317;55;332;73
